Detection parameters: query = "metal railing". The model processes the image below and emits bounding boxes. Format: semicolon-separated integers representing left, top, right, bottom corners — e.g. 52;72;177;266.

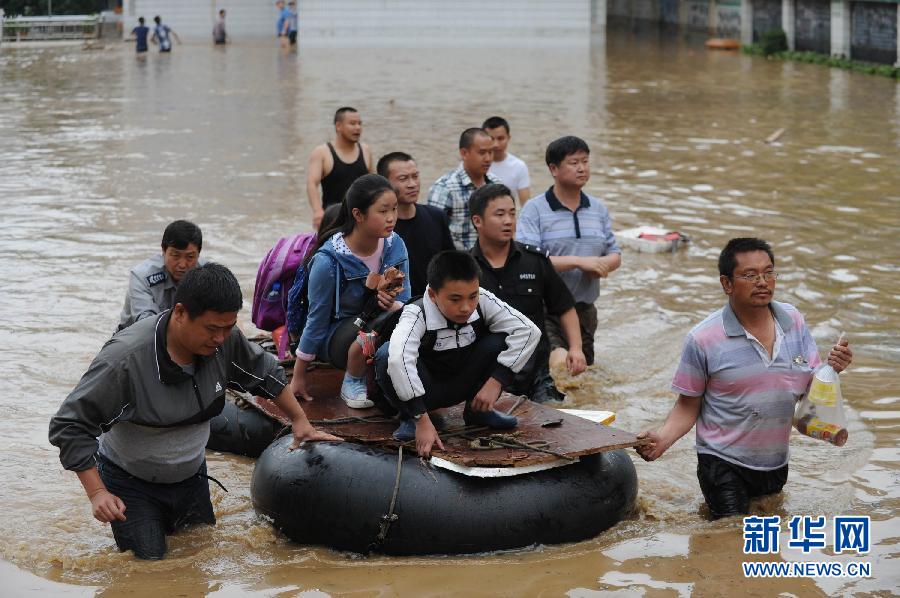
1;14;102;42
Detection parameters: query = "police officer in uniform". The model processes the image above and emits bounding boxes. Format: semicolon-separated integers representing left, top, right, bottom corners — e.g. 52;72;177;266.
118;220;205;331
469;184;587;402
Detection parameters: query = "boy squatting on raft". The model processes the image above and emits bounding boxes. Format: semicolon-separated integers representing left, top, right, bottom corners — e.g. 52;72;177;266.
374;250;541;457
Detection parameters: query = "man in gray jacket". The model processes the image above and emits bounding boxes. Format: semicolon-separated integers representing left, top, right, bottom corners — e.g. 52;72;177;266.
50;263;339;559
118;220;205;331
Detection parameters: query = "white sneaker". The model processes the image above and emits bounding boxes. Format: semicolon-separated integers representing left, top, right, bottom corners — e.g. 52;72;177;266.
340;375;374;409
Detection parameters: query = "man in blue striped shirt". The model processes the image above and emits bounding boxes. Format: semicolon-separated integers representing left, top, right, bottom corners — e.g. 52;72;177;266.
516;136;621;367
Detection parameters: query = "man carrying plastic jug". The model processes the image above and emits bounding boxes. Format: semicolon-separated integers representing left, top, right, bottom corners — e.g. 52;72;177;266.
636;237;853;519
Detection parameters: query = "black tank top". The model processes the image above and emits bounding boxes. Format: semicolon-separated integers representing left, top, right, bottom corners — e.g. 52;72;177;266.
321;142;368;208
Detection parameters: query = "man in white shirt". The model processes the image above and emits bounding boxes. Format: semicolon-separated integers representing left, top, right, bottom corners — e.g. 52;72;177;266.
483;116;531;204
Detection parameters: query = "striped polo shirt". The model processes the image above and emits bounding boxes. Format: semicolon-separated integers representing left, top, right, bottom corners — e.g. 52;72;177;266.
672;301;822;471
515;186;620;304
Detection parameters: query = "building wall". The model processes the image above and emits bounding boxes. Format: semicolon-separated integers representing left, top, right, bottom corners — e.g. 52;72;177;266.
123;0;278;40
795;0;830;53
850;0;897;63
122;0;591;44
752;0;782;39
660;0;682;24
716;0;743;36
685;0;712;29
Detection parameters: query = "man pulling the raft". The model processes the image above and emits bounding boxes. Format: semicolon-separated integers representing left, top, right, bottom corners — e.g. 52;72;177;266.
374;250;540;457
636;238;852;519
50;264;339;559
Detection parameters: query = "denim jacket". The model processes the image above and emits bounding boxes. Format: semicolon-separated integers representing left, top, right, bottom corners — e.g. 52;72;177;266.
298;232;410;358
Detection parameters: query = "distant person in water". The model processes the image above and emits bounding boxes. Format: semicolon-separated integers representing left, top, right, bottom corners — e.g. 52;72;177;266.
129;17;150;53
151;15;181;53
212;9;228;44
118;220;205;331
286;1;299;46
306;107;374;229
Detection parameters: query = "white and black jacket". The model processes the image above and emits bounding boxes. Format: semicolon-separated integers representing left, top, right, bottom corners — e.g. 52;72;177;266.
386;287;540;413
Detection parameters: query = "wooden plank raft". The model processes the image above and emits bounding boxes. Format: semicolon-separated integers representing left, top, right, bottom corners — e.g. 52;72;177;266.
250;363;646;468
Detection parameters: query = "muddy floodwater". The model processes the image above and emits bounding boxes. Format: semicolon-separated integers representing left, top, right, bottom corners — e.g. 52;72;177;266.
0;29;898;596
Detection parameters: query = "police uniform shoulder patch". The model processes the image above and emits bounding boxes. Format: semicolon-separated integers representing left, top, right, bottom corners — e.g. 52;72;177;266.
522;244;550;258
146;271;167;286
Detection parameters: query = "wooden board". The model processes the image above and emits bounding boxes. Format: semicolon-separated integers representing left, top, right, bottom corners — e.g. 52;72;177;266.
253;363;647;467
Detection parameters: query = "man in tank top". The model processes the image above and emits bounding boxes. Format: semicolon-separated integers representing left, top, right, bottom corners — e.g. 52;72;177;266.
306;107;374;229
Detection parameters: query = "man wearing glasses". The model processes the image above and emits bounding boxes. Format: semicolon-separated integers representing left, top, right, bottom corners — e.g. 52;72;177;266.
636;237;853;519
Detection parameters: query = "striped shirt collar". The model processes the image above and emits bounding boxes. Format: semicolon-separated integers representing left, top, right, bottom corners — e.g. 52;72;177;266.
722;300;794;338
545;185;590;212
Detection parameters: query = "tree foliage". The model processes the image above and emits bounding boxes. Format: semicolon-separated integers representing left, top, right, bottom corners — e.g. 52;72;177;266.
1;1;112;17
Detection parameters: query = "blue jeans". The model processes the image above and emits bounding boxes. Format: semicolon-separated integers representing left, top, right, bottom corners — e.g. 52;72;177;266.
97;455;216;559
374;333;507;418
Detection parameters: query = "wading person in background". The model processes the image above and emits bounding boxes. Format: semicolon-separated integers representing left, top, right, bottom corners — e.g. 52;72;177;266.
212;9;227;44
49;264;339;560
128;17;150;53
118;220;205;331
636;238;852;519
483;116;531;204
378;151;454;296
515;135;621;370
469;183;586;403
427;127;501;250
151;15;180;53
375;251;540;458
306;107;374;229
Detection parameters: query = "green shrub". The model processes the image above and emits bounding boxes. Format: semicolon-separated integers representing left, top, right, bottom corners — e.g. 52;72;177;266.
759;29;788;56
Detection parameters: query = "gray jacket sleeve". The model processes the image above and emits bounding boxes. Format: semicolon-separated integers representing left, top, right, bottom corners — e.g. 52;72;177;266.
226;328;287;400
48;356;131;472
123;270;162;326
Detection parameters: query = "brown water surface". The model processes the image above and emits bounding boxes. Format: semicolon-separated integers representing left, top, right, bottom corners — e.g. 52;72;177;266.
0;30;897;596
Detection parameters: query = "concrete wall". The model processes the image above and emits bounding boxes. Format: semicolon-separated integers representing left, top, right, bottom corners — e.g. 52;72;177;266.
121;0;591;45
298;0;590;47
850;0;897;63
716;0;743;36
752;0;782;39
123;0;278;40
795;0;830;53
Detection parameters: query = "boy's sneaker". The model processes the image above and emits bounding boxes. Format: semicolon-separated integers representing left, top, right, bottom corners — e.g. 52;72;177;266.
392;418;416;442
463;405;518;429
340;374;374;409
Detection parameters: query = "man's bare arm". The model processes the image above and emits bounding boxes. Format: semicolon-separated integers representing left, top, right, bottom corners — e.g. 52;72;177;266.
636;394;701;461
307;146;325;228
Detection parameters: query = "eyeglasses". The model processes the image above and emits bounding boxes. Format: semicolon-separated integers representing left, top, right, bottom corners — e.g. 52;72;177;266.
733;271;778;283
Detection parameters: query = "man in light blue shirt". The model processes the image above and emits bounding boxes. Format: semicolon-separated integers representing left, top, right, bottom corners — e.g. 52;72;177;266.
516;135;621;367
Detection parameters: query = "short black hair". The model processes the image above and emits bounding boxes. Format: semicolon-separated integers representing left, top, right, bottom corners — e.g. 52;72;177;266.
153;15;161;23
718;238;776;277
427;251;482;291
376;151;415;178
482;116;510;134
334;107;358;124
545;135;590;167
138;16;145;24
161;220;203;252
469;183;514;220
174;263;242;319
459;127;490;150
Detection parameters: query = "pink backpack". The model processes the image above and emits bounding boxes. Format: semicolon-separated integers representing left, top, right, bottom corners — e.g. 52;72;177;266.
252;233;317;332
